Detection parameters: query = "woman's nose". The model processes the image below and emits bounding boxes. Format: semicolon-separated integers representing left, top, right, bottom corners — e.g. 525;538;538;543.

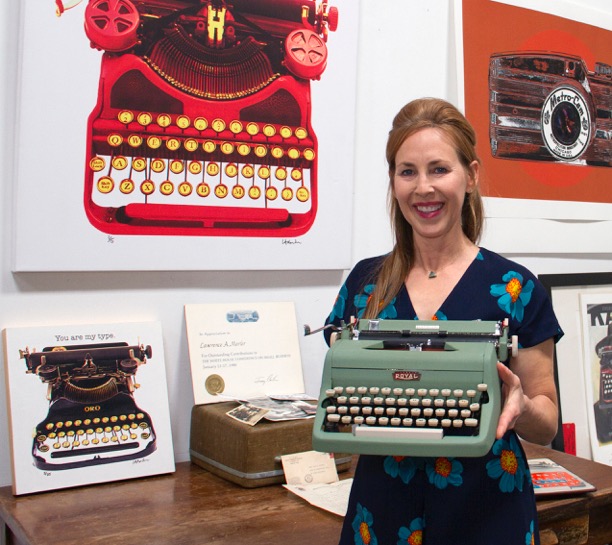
414;173;434;195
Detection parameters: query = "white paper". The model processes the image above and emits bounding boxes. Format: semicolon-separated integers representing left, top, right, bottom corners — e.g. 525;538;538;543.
284;478;353;517
185;302;305;404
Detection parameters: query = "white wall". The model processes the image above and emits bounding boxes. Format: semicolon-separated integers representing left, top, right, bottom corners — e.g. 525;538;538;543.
1;0;611;488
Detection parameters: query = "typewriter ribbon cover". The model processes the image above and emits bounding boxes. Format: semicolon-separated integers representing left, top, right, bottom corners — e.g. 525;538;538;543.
2;321;175;495
12;0;359;271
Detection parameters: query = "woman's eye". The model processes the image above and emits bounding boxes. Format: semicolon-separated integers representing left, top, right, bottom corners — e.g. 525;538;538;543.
433;166;448;175
398;168;415;177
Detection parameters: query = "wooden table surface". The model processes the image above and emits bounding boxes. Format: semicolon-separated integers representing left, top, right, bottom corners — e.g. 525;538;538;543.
0;462;343;545
1;442;611;545
521;442;612;545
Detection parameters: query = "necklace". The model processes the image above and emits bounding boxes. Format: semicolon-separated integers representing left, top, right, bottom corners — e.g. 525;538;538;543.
428;271;437;279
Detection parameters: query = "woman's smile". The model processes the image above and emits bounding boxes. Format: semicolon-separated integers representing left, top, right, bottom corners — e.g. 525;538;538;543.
414;202;444;218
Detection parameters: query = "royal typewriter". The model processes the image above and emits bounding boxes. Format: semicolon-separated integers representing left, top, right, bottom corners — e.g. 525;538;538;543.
80;0;338;237
20;341;156;470
312;319;518;457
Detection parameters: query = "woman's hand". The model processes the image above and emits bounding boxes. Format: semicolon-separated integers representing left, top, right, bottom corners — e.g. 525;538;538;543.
495;339;559;445
495;362;526;439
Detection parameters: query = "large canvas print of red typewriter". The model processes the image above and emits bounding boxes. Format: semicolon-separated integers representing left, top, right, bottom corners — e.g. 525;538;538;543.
81;0;338;236
489;52;612;167
20;341;157;470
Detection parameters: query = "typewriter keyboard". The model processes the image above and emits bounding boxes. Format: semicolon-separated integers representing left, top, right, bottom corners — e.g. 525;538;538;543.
321;384;490;439
35;412;154;458
89;113;315;214
602;368;612;402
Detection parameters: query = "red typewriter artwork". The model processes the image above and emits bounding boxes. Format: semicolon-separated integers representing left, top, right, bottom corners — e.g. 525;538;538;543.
81;0;338;237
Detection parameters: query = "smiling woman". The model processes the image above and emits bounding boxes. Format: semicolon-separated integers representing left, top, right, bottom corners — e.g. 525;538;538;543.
323;98;563;545
392;127;480;319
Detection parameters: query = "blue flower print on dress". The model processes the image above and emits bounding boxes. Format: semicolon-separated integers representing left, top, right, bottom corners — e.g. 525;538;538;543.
525;520;536;545
486;434;528;493
352;503;378;545
354;284;397;319
397;517;425;545
383;456;419;485
328;283;348;322
490;271;534;322
425;457;463;489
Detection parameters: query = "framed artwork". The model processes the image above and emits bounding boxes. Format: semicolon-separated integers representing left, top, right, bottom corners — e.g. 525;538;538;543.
460;0;612;253
2;320;175;495
12;0;359;271
539;272;612;460
579;294;612;465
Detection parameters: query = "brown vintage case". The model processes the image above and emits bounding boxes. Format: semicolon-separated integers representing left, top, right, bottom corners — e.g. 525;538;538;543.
189;402;352;487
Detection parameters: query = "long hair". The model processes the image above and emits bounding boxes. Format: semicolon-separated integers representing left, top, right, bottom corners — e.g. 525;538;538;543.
363;98;485;319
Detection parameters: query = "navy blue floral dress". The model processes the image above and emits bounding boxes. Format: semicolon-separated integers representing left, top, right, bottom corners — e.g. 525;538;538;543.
324;248;563;545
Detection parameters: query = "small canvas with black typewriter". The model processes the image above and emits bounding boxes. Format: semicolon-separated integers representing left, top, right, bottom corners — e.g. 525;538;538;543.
313;319;518;458
20;341;157;470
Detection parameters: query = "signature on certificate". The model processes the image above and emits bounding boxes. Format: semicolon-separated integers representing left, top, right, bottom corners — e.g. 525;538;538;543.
255;374;280;386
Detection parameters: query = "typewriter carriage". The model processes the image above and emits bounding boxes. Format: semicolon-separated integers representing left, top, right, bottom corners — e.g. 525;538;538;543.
83;0;338;71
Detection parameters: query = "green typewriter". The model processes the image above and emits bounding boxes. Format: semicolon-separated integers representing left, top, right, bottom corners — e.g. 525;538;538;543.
312;319;517;458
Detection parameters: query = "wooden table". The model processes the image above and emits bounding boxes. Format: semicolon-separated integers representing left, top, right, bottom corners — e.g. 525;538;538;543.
1;442;611;545
523;443;612;545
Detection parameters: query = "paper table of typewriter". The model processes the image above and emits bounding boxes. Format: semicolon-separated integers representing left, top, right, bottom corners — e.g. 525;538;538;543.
83;0;338;237
313;320;518;458
20;341;157;470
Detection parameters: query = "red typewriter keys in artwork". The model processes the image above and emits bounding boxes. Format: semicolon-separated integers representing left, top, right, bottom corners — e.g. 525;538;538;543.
82;0;338;236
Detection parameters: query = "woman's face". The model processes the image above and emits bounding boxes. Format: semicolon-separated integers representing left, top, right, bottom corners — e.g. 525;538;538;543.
392;127;478;243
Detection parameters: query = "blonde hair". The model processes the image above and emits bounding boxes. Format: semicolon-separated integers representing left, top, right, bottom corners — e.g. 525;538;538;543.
363;98;484;319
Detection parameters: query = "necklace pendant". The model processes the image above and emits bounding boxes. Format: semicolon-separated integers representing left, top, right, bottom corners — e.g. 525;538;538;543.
428;271;437;279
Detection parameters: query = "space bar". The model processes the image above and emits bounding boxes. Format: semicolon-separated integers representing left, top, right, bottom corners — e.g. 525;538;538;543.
353;426;443;440
123;203;289;223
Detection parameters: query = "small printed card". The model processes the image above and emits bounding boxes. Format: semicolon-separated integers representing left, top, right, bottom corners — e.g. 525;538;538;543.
281;450;339;486
529;458;596;495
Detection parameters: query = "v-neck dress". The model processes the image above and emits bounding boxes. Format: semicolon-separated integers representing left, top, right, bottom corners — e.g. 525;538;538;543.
323;247;563;545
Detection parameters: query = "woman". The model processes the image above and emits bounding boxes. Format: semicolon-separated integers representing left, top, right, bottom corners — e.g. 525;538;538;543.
324;98;562;545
